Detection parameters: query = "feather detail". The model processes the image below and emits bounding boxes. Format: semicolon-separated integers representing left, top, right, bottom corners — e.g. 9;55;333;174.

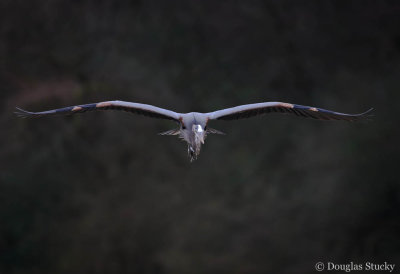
206;128;225;135
158;128;181;135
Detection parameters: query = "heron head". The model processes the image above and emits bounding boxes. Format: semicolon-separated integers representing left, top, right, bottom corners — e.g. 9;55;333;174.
192;124;205;143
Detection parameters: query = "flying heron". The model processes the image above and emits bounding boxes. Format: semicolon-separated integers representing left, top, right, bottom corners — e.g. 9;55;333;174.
15;101;372;161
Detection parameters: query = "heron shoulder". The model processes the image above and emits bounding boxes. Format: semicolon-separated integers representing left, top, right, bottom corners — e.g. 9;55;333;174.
180;113;208;125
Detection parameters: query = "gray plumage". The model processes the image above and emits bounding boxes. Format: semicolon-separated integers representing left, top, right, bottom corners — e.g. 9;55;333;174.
15;100;373;161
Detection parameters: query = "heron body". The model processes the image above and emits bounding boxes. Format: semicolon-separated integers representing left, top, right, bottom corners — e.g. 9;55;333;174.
171;112;211;161
15;100;372;161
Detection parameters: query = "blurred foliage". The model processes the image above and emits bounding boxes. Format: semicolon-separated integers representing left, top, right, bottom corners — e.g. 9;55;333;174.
0;1;399;273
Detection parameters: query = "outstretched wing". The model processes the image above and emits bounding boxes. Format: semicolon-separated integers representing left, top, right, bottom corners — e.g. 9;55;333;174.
15;100;181;122
207;102;373;121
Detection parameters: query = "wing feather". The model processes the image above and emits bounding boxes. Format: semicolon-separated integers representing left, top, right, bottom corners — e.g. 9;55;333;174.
15;100;181;122
207;102;373;122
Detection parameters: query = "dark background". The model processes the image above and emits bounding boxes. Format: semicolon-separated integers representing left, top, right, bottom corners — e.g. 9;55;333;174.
1;1;399;273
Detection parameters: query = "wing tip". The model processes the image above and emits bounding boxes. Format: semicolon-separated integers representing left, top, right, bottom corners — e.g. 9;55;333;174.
351;107;374;122
359;107;374;117
14;107;35;118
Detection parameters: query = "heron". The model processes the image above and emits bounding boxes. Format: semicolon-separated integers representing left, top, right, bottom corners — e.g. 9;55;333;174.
15;101;372;161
